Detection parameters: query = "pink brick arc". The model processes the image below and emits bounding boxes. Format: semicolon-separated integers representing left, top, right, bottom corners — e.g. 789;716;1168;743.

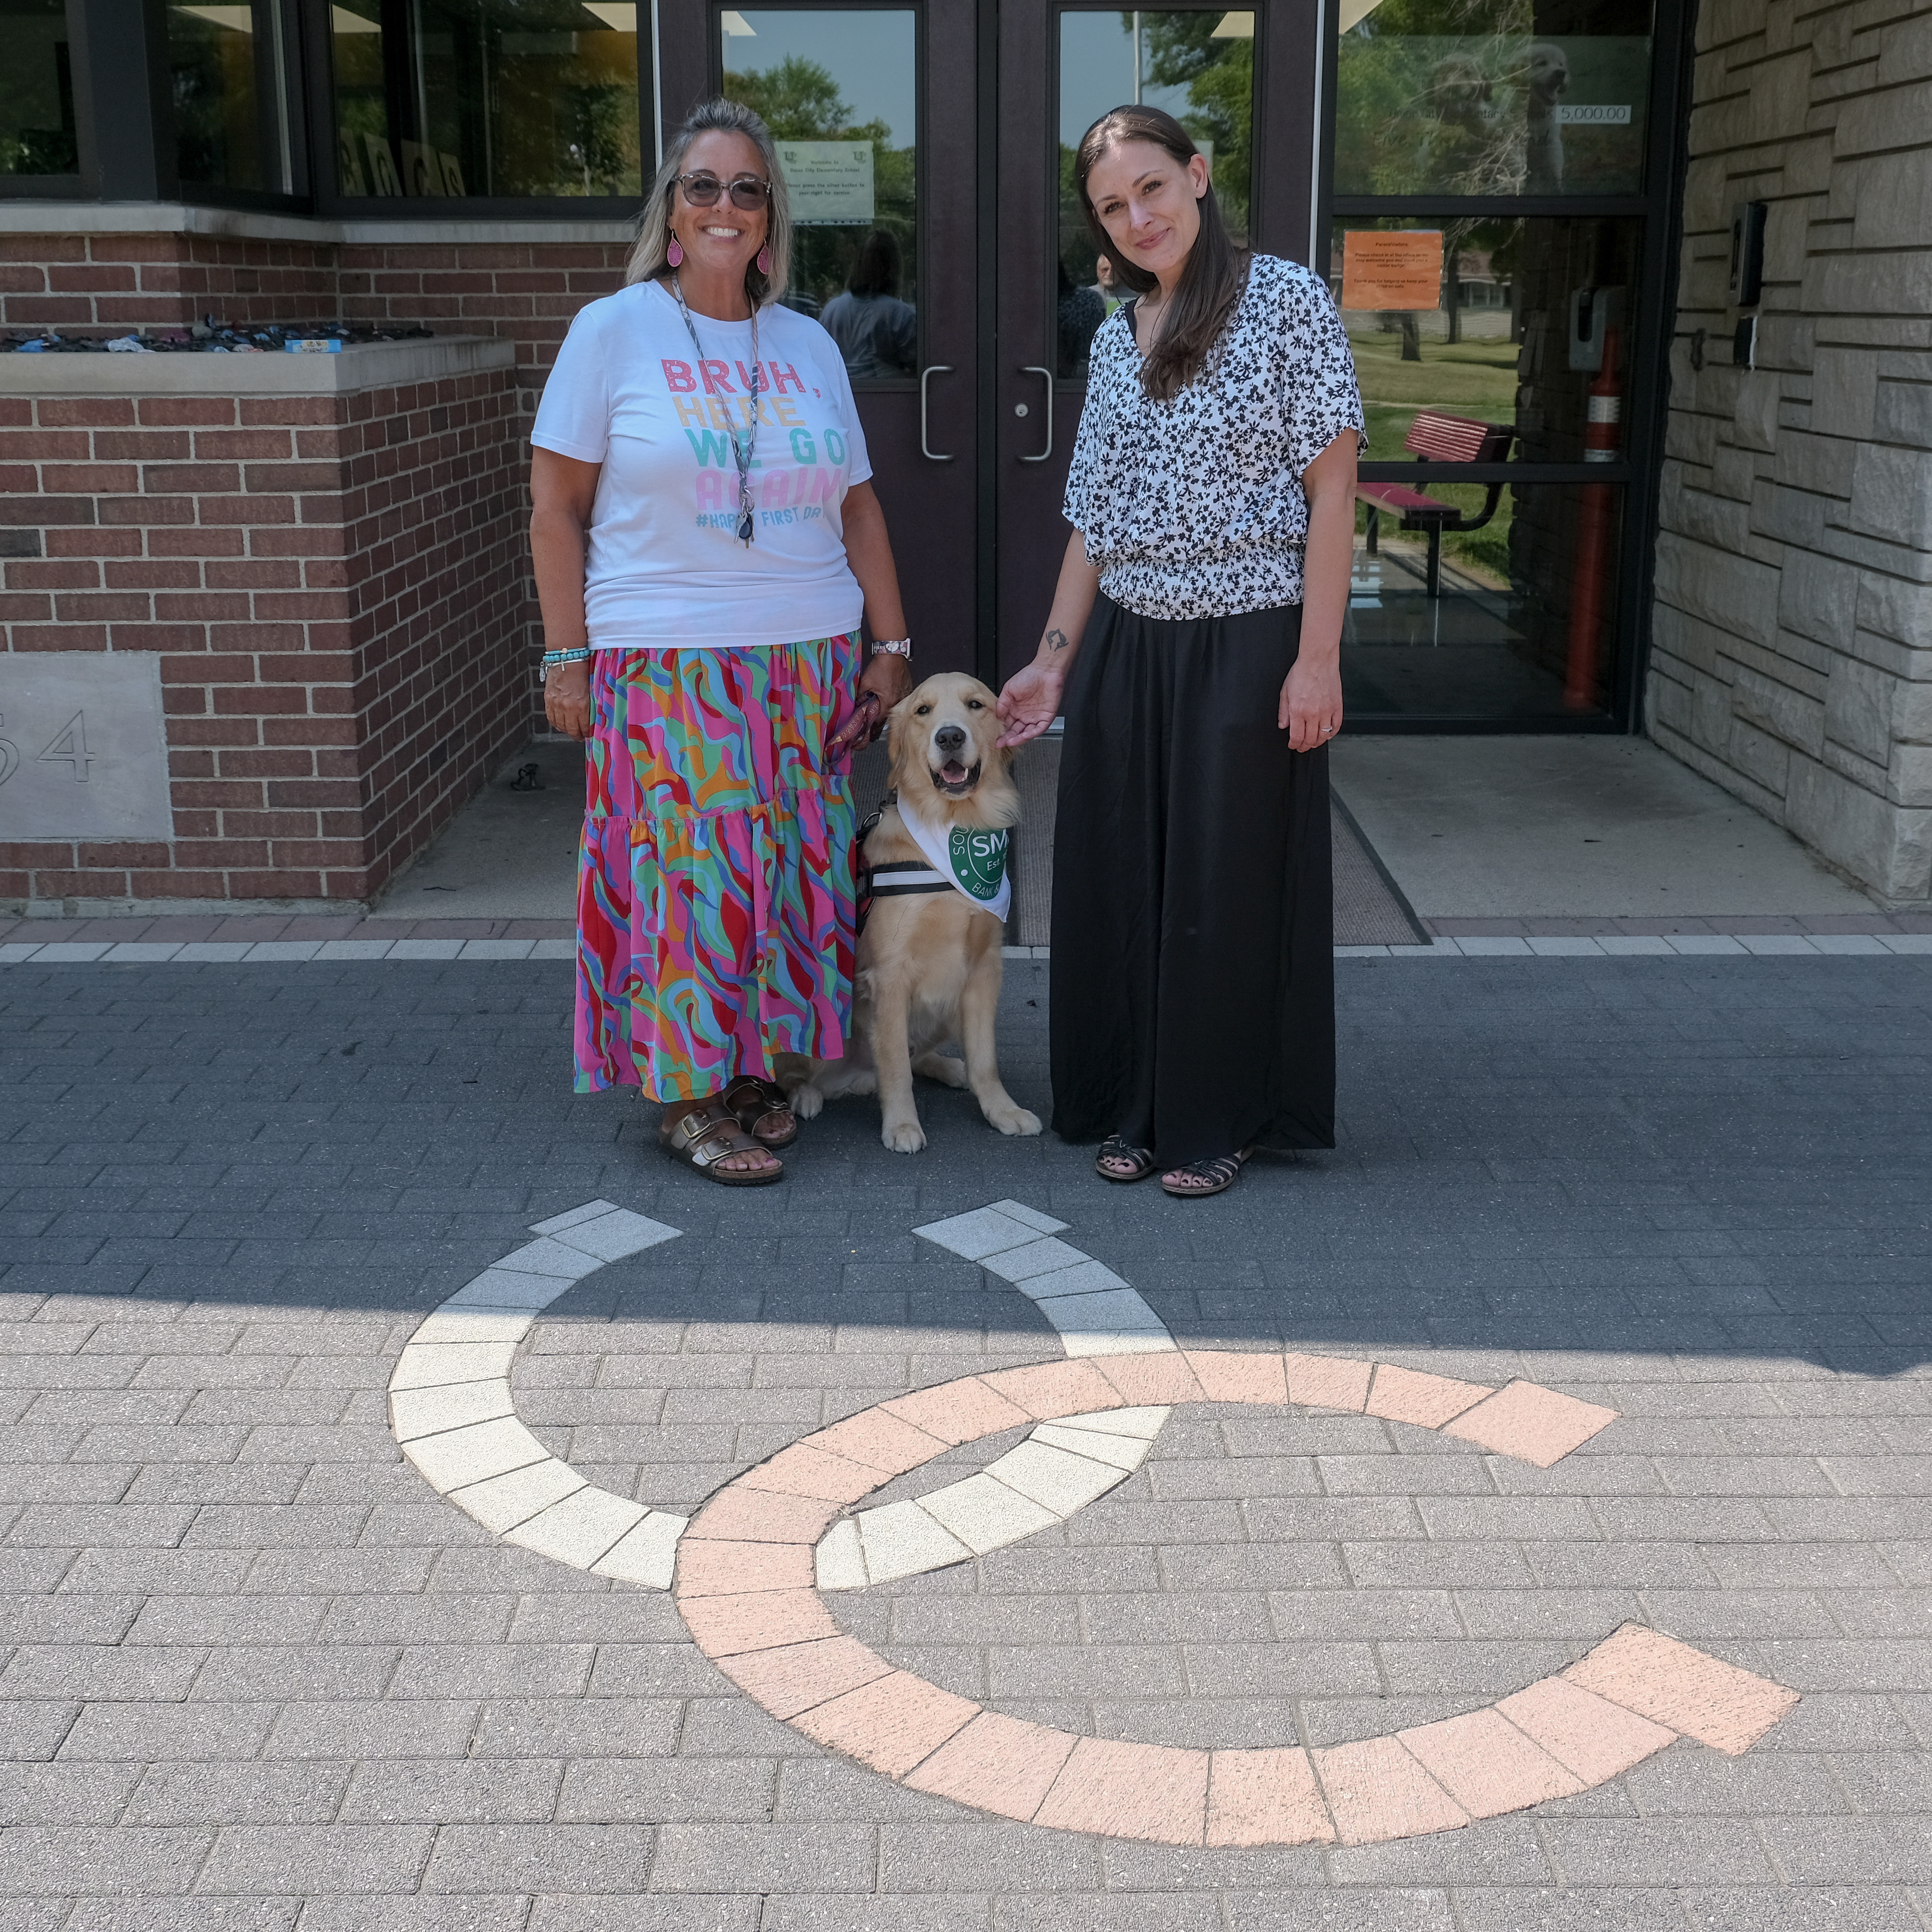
672;1349;1800;1848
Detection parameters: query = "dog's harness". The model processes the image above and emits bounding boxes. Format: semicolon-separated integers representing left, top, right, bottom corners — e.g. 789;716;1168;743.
854;792;1013;933
855;795;954;936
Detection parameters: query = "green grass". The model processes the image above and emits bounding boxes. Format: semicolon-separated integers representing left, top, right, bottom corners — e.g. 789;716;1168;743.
1348;332;1520;455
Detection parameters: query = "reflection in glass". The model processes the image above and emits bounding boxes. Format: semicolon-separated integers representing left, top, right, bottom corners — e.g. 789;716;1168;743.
1056;9;1255;378
331;0;640;198
169;0;287;190
1343;480;1622;718
1334;0;1651;198
720;9;917;376
1329;216;1638;465
0;0;77;175
329;0;388;193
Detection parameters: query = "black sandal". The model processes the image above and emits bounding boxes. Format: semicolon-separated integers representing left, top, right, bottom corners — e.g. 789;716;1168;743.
660;1100;784;1186
1095;1135;1158;1183
722;1074;798;1148
1160;1148;1252;1200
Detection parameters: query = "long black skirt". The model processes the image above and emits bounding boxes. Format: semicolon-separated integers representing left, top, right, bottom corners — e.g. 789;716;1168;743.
1049;595;1334;1168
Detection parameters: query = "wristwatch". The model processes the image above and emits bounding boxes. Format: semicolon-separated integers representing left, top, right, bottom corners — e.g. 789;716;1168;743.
869;637;912;659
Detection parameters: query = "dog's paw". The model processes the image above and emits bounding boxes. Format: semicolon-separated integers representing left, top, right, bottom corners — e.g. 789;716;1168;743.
987;1105;1043;1138
848;1068;878;1097
790;1083;824;1121
881;1117;928;1154
912;1052;968;1089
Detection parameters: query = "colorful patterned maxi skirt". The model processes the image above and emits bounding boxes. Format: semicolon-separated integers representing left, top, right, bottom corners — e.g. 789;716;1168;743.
574;636;859;1099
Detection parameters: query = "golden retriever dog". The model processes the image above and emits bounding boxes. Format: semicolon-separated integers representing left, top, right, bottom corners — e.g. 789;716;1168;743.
786;672;1042;1154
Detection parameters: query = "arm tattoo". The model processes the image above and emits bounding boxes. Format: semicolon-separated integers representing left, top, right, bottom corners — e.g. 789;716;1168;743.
1045;628;1070;652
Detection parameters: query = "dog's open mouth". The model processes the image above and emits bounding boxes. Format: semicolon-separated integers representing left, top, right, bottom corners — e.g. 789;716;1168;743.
930;758;981;796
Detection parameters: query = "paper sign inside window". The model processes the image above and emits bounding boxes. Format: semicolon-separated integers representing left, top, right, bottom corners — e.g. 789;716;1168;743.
779;142;876;226
1341;230;1444;311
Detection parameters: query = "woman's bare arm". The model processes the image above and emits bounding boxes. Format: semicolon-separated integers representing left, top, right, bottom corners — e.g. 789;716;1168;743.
531;446;602;742
832;480;914;751
997;530;1102;747
1279;429;1358;749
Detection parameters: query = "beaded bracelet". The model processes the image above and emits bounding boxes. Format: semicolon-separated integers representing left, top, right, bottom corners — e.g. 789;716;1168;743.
539;648;591;686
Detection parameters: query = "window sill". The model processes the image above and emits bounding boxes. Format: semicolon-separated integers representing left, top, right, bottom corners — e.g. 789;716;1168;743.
0;199;636;245
0;333;515;394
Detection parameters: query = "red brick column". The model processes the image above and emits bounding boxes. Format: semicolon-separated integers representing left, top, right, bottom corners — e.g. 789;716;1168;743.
0;338;530;910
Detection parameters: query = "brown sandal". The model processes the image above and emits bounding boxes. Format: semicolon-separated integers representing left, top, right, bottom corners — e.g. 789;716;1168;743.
660;1099;784;1186
722;1074;798;1149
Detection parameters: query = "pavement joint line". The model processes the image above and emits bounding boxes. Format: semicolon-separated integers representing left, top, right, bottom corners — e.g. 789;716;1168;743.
8;934;1932;963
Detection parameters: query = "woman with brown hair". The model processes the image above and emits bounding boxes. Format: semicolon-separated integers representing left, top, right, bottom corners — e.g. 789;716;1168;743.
996;105;1364;1200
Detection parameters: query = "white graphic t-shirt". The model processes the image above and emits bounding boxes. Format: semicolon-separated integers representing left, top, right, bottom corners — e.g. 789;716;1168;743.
532;280;873;650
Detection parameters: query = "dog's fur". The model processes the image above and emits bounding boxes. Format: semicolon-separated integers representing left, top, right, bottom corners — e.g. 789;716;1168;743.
785;672;1042;1154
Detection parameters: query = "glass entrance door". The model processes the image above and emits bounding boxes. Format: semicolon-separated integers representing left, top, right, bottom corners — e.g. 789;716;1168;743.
993;0;1318;686
1329;0;1687;726
676;0;1321;684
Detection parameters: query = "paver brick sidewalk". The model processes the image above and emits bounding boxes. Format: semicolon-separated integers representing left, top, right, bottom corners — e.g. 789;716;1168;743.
1;955;1930;1929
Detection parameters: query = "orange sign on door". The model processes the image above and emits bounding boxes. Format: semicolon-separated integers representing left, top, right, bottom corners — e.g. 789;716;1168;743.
1341;230;1444;311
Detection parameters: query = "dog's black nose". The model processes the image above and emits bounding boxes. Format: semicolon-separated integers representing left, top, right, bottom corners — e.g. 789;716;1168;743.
934;725;967;756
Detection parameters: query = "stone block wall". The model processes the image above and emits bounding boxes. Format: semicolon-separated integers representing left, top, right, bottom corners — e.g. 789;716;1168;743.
1648;0;1932;905
0;341;529;910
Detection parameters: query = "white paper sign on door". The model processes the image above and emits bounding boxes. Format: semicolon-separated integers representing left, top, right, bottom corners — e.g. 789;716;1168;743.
778;141;875;226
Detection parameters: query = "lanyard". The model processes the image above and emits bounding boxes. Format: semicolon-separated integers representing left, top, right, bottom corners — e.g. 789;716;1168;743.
670;275;761;546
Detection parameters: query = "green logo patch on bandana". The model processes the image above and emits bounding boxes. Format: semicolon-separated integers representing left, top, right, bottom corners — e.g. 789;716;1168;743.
949;826;1009;903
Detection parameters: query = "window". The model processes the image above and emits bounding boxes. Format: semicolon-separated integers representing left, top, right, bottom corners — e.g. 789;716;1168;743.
1330;0;1660;724
168;0;294;192
718;8;919;380
1333;0;1652;199
0;0;78;178
330;0;642;200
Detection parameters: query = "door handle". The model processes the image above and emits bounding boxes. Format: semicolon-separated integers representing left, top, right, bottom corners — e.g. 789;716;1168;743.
1018;366;1053;462
919;364;955;461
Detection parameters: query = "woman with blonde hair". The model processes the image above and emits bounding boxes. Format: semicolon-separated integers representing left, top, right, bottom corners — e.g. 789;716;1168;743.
532;97;913;1184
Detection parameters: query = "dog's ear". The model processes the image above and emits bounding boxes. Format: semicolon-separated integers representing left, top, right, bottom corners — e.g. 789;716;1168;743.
885;690;918;792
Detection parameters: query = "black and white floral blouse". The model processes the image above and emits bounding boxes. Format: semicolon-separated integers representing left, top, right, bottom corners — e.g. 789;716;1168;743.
1062;254;1366;620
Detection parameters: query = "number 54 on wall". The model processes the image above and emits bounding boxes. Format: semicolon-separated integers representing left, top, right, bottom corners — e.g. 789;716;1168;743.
0;709;92;787
0;655;172;840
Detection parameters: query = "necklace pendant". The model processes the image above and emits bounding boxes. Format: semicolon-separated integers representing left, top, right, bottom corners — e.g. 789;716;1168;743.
736;508;755;544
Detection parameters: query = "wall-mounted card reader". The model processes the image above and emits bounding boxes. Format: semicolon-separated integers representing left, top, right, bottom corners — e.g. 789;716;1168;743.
1729;201;1767;309
1567;285;1626;373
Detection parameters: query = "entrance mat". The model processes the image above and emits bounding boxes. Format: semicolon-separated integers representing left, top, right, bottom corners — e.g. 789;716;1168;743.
1332;789;1431;947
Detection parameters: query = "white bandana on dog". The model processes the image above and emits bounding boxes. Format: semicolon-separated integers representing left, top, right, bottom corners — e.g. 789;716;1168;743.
894;796;1012;925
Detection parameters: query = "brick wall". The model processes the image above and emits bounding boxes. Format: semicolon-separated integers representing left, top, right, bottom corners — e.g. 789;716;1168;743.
0;229;630;378
1647;0;1932;905
0;348;530;909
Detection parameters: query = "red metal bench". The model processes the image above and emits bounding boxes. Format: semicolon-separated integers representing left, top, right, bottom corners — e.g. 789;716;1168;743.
1357;410;1516;599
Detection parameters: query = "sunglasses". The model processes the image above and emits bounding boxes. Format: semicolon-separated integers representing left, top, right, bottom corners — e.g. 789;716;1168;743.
676;171;771;210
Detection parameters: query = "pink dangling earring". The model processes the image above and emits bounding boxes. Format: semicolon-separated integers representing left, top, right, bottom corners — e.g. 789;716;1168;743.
756;243;771;276
666;234;683;268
